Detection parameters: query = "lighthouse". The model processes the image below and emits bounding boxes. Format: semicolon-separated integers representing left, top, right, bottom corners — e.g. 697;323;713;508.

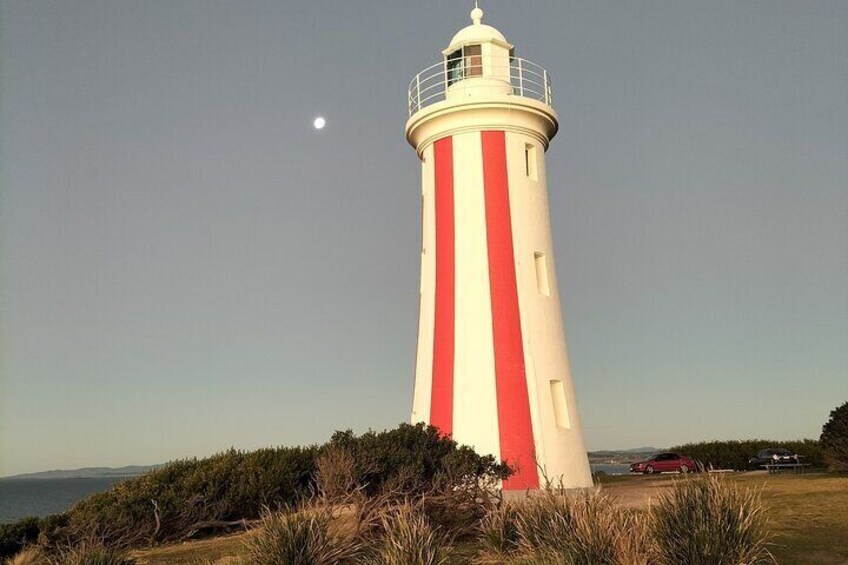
406;7;593;490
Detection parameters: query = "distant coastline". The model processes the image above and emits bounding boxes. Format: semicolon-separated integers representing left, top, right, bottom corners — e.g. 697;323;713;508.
2;465;162;481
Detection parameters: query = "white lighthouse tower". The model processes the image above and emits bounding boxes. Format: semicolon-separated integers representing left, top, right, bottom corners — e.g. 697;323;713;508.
406;7;593;490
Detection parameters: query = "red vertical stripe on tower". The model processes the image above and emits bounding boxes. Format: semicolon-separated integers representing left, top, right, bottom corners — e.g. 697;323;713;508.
481;130;539;490
430;137;455;435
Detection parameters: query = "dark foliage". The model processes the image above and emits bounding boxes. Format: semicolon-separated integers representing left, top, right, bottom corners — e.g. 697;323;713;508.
820;401;848;471
2;423;509;557
669;439;824;470
327;423;511;497
0;516;40;558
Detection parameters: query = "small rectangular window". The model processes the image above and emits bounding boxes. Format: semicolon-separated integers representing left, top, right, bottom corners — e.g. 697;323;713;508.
446;49;463;86
464;44;482;76
524;144;537;179
550;380;571;429
534;252;550;296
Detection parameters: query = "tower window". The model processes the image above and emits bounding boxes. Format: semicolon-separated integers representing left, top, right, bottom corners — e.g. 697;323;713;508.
534;252;550;296
524;143;537;179
465;45;482;76
550;380;571;429
446;44;483;85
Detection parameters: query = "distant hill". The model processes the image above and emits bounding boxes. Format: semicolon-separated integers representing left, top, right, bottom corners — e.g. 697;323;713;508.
2;465;162;480
587;448;666;464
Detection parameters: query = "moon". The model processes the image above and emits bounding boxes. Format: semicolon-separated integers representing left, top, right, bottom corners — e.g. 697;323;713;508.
313;116;326;130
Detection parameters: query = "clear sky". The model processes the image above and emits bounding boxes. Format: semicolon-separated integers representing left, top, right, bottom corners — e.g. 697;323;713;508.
1;1;846;477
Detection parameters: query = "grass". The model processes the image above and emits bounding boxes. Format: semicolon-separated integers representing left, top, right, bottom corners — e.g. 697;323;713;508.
124;472;848;565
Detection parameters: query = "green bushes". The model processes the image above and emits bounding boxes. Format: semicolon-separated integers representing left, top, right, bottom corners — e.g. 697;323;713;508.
0;518;40;560
0;423;508;559
669;439;823;470
820;401;848;471
651;475;775;565
62;445;319;549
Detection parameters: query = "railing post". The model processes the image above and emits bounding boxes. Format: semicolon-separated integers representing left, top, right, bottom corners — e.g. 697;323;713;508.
543;68;549;105
415;74;421;113
443;60;449;98
518;58;524;97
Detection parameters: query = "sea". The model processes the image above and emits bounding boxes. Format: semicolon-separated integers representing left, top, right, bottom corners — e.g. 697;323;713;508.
0;464;632;524
0;477;129;524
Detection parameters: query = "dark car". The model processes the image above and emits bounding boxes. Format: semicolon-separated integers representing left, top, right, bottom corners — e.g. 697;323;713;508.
748;448;799;469
630;452;696;474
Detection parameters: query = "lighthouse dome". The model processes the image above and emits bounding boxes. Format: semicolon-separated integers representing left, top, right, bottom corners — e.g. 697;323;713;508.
447;7;510;51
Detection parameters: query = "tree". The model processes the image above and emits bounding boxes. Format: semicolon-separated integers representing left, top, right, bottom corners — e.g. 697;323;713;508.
820;401;848;471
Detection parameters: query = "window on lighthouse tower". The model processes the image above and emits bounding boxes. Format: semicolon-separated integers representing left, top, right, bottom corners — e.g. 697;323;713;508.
446;44;483;86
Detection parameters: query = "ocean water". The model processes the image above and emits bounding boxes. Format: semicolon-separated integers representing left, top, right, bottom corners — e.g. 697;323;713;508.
0;477;128;523
590;463;631;475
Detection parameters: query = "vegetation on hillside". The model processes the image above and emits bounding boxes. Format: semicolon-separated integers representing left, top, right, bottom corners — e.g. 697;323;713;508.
0;424;509;560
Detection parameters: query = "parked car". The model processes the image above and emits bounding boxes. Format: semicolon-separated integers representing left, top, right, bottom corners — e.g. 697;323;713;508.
629;452;696;474
748;448;799;469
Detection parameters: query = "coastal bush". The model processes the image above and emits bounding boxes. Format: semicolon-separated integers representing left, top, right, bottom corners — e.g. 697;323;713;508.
0;518;40;560
820;401;848;471
60;445;319;548
326;424;511;498
669;439;823;470
650;475;775;565
41;423;508;552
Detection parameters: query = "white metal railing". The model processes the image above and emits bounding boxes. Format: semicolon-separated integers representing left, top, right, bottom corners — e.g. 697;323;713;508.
407;56;553;116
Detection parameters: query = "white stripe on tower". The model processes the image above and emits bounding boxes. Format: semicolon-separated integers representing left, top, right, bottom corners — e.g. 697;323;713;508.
411;144;436;425
451;131;500;460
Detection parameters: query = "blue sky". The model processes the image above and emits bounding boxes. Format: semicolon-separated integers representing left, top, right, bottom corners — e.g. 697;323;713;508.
1;0;846;476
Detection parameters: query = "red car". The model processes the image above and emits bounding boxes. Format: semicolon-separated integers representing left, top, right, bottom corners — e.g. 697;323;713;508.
630;452;696;474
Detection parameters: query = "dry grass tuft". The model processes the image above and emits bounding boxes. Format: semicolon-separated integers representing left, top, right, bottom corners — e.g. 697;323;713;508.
243;505;362;565
362;503;452;565
5;546;48;565
650;474;776;565
477;489;652;565
53;542;136;565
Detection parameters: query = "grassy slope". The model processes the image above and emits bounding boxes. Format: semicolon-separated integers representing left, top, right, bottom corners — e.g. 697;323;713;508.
130;472;848;565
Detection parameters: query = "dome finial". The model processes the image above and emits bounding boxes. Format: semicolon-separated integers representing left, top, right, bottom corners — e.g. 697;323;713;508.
470;2;483;25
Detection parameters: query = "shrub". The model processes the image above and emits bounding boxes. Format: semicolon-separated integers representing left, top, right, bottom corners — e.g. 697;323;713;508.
0;518;41;560
650;475;775;565
363;503;452;565
244;506;361;565
61;445;320;548
326;424;511;498
820;401;848;471
669;439;824;470
47;423;509;553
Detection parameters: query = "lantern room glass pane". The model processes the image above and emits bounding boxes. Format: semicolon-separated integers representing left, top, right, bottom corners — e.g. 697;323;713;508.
465;44;482;76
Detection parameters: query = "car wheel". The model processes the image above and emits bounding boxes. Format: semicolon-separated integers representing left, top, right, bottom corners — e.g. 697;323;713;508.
645;465;655;475
680;464;689;473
